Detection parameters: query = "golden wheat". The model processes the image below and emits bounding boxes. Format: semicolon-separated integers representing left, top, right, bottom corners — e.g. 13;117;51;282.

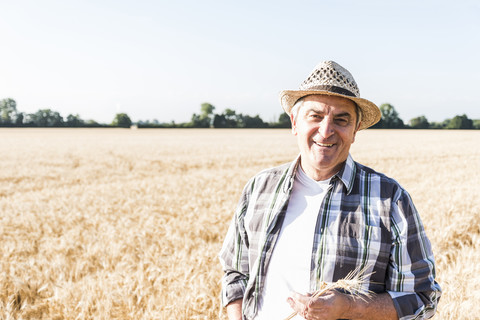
0;128;479;319
284;266;374;320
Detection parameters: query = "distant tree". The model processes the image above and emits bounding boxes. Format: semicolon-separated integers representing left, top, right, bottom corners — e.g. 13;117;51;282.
66;114;84;127
201;102;215;116
224;108;238;127
473;119;480;129
409;115;430;129
213;108;238;128
15;112;24;125
213;114;227;128
268;113;291;128
0;98;18;125
84;119;101;127
446;114;473;129
277;113;291;128
190;103;216;128
240;114;268;128
112;113;132;128
28;109;64;127
375;103;404;128
199;102;215;127
429;121;442;129
430;119;451;129
190;113;210;128
224;108;235;116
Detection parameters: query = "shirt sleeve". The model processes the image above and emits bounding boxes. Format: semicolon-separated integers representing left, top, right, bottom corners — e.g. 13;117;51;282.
218;179;252;307
387;189;442;319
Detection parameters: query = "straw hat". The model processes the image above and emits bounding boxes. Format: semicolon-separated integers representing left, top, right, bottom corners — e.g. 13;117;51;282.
279;60;381;130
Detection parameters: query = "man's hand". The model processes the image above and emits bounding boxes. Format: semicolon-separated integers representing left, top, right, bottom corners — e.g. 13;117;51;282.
287;291;398;320
287;290;351;320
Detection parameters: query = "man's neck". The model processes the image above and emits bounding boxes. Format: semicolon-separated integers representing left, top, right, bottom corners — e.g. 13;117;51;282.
299;161;345;181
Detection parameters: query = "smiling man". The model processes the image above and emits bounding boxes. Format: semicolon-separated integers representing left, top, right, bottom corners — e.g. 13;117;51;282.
292;94;359;181
219;61;441;320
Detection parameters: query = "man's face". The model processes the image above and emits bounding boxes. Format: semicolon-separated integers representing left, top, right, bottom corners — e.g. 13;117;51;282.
291;95;360;181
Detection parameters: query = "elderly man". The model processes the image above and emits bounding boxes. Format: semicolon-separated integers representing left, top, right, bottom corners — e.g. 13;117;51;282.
219;61;441;320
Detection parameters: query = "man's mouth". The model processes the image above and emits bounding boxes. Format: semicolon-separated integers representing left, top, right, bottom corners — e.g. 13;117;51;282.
314;142;334;147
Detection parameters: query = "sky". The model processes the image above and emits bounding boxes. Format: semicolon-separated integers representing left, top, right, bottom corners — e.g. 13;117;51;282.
1;0;479;124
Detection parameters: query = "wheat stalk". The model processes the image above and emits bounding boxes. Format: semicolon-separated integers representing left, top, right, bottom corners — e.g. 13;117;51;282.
283;266;374;320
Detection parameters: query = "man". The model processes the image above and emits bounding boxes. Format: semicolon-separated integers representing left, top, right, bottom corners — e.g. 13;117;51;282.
219;61;441;320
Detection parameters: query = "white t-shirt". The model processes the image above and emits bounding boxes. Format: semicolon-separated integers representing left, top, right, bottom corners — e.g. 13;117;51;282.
255;167;331;319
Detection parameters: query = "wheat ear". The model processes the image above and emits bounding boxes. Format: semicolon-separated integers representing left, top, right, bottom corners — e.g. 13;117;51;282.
283;266;375;320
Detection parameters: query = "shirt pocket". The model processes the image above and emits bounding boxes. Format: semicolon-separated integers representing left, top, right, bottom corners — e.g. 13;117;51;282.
336;224;390;269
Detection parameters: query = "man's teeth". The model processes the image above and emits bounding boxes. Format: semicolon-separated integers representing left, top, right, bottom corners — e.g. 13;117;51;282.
315;142;333;147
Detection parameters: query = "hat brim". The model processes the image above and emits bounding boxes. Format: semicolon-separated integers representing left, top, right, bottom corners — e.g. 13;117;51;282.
279;90;381;130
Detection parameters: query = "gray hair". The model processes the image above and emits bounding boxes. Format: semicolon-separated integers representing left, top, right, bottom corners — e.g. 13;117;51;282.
290;98;304;121
290;96;362;128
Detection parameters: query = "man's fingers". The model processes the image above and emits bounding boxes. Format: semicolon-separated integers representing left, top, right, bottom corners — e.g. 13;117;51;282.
287;292;312;317
291;292;311;303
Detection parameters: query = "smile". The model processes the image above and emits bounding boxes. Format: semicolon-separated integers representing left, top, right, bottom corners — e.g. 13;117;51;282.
314;142;334;147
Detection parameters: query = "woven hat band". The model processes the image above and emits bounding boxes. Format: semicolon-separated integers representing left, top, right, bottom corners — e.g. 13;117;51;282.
306;85;357;97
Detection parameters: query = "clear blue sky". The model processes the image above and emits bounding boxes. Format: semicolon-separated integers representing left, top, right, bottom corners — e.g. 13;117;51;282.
1;0;479;124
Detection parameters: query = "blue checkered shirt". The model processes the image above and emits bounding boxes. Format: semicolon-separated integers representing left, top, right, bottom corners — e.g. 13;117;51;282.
219;154;441;320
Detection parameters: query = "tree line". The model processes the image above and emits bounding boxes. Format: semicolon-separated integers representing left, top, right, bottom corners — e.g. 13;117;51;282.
372;103;480;129
140;103;290;128
1;98;478;129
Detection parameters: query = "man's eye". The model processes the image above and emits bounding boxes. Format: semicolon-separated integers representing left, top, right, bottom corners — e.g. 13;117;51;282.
335;119;348;124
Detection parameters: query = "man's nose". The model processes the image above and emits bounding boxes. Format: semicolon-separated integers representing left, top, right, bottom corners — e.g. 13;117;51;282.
318;118;334;138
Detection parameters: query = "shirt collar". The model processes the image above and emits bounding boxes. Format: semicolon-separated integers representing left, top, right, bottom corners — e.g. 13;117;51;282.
283;154;301;194
333;154;356;195
287;153;356;195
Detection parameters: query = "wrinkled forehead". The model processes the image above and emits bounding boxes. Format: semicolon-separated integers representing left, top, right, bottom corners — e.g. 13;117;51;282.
301;94;357;115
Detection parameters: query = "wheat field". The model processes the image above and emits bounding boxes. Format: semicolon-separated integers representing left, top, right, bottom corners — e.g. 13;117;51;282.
0;128;479;319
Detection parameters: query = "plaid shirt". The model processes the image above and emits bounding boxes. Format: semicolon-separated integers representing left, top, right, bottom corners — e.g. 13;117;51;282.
219;154;441;320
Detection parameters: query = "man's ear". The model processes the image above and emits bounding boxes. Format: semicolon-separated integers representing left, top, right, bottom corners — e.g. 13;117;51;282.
290;113;297;135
